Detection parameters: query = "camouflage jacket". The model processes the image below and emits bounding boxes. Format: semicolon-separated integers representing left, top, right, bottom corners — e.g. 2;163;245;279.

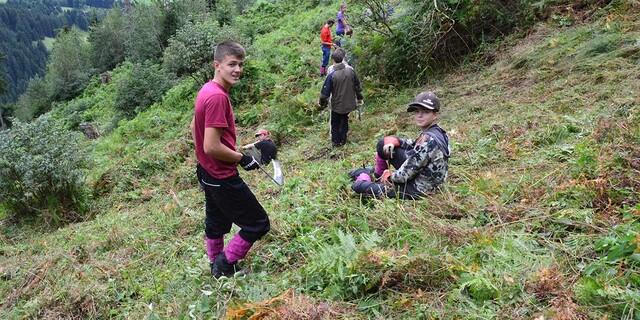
390;124;450;195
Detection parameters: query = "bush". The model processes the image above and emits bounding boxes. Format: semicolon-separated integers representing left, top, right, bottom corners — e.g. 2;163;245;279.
299;230;383;299
114;61;175;116
88;8;126;73
163;17;247;84
13;76;52;121
0;116;89;223
46;27;93;101
352;0;541;83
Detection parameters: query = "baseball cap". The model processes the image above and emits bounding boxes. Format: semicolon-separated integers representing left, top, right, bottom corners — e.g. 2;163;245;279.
407;91;440;112
255;129;270;137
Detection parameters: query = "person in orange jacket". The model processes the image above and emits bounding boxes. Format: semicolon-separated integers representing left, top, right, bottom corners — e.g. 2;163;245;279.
320;19;335;76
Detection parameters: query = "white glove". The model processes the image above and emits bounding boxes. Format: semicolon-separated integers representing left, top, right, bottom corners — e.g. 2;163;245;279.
383;144;395;159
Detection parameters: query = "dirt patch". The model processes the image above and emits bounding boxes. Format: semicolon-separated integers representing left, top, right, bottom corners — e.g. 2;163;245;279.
527;266;565;301
527;266;588;320
225;288;349;319
37;294;100;320
2;259;54;309
549;295;588;320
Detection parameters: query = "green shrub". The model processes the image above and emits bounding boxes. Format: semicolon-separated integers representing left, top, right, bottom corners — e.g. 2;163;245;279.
46;27;93;101
52;98;91;130
570;141;599;179
124;4;166;63
0;116;89;223
299;230;384;299
351;0;615;83
88;8;126;73
163;18;247;84
13;76;52;121
353;0;535;82
459;273;500;302
163;18;220;80
235;0;286;39
114;61;175;116
576;219;640;318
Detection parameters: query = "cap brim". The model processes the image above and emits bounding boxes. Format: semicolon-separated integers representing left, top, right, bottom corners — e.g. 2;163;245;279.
407;103;436;112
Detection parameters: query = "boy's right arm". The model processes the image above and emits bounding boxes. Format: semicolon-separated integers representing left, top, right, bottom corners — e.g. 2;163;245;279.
203;127;242;163
203;127;260;170
389;138;433;183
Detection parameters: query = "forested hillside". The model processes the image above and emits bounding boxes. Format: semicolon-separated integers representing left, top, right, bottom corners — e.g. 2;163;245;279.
1;0;638;319
0;0;114;104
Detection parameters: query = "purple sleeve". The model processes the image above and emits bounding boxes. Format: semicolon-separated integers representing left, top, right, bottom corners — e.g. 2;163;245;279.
337;11;343;21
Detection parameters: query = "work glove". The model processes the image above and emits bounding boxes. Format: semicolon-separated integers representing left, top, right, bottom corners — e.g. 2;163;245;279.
239;154;260;171
382;136;400;159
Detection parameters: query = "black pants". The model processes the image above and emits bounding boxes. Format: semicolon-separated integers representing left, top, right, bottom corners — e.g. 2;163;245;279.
330;111;349;146
197;165;270;243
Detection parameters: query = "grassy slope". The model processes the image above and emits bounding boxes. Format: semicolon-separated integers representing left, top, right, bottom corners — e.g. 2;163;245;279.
1;3;639;320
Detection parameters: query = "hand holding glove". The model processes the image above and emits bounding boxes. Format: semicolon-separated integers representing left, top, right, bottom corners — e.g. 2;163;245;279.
382;136;400;159
239;154;260;171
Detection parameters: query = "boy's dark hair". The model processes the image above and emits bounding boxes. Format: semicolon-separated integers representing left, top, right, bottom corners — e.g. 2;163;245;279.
327;19;335;25
332;48;345;63
214;41;245;62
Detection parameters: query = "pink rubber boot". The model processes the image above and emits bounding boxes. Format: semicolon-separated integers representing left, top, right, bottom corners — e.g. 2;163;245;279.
204;236;224;263
224;234;253;264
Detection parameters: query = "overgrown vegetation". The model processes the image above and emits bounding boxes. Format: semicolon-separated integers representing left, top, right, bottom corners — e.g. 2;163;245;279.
0;116;88;223
1;0;638;318
353;0;615;83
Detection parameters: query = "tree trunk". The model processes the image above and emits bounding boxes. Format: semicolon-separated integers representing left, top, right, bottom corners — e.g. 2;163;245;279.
0;108;5;130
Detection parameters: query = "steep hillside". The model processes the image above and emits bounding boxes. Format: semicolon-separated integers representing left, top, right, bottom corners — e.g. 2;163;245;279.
1;2;639;319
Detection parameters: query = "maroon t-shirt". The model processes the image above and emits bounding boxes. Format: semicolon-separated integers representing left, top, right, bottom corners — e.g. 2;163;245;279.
193;81;238;179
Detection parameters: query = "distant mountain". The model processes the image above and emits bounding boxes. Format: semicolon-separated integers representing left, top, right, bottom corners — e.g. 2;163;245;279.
0;0;116;104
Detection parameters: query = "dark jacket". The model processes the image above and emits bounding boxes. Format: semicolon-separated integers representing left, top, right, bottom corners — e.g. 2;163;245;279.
319;63;363;114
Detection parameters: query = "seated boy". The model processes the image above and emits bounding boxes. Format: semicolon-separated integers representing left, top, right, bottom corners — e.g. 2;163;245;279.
241;129;277;165
350;91;450;199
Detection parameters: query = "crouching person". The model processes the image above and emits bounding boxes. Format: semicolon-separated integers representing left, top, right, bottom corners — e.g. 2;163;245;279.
349;91;450;199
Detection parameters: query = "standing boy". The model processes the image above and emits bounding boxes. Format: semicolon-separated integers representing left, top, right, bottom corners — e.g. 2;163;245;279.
336;4;348;37
191;41;270;278
319;48;363;147
335;3;349;48
320;19;335;76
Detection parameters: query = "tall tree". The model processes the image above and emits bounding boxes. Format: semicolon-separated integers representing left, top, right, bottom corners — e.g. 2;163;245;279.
0;0;108;103
88;8;125;72
0;53;8;129
13;76;51;121
124;4;165;63
46;27;92;101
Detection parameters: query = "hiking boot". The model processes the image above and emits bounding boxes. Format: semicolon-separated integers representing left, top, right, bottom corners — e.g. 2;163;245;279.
348;166;373;181
211;253;239;278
